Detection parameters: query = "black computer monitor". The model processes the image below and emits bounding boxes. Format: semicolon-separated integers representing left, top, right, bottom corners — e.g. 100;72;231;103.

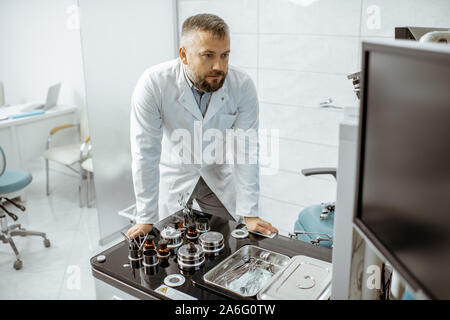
354;40;450;300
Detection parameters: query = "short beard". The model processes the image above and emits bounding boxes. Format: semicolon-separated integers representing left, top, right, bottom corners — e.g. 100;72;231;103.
187;68;227;93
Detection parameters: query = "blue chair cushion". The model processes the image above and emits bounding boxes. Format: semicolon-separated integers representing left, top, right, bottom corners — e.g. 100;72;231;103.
402;288;416;300
294;203;334;248
0;171;32;194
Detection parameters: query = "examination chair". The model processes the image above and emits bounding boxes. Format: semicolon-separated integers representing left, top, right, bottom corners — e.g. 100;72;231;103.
290;168;336;248
0;146;50;270
289;72;359;248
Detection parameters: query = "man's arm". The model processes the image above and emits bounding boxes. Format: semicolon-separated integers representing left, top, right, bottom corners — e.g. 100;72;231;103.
233;76;278;235
128;70;163;238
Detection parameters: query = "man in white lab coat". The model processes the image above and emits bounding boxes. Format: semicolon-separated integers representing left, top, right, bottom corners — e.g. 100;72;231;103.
126;14;277;239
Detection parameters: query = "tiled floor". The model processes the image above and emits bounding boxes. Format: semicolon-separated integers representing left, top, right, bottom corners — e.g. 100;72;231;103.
0;159;121;300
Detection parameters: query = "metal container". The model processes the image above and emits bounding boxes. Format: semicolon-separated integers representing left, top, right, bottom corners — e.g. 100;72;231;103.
257;255;332;300
203;245;290;298
142;249;159;275
160;226;183;249
128;244;143;269
143;264;158;276
195;217;210;233
198;231;224;255
177;242;205;271
142;249;158;266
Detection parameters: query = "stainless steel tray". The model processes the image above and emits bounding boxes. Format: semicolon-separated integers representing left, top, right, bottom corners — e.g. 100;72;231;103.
202;245;290;298
257;255;332;300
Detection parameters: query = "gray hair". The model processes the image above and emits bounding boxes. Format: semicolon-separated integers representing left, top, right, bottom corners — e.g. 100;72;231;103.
181;13;229;45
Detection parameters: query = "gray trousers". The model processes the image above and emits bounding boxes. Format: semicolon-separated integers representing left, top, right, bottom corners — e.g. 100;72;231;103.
187;177;240;223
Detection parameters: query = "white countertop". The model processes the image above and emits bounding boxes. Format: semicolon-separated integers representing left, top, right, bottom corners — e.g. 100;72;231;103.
0;104;78;128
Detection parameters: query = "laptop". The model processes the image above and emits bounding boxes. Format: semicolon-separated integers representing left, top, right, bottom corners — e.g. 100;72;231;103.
21;82;62;113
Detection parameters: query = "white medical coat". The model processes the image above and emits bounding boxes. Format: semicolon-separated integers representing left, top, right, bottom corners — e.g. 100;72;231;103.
130;58;259;224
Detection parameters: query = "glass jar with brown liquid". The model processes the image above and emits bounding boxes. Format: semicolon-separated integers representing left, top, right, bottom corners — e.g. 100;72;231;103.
186;223;199;241
143;234;156;251
157;239;170;260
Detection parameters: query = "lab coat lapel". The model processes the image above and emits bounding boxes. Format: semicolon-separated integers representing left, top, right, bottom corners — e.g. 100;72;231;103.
176;63;203;121
203;81;228;124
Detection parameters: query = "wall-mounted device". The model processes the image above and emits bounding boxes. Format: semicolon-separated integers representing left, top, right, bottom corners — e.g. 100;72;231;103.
395;26;450;43
395;27;449;40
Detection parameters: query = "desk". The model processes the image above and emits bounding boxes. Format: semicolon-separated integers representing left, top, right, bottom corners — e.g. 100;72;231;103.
0;104;78;171
90;211;332;300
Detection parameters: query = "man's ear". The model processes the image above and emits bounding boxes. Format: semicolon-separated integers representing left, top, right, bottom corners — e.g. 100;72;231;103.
179;46;188;65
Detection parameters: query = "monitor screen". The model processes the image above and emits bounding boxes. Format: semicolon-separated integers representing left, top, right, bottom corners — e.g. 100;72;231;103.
354;41;450;299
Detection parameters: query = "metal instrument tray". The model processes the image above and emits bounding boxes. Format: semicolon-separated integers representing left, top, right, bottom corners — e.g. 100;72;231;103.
202;245;290;298
257;255;332;300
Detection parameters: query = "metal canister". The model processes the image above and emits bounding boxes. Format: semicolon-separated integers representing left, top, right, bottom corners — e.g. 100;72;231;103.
142;249;158;275
128;243;142;269
160;226;183;250
198;231;224;256
195;217;210;234
177;242;205;271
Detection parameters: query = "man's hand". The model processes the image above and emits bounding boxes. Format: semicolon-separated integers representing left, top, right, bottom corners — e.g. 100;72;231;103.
244;217;278;236
126;223;153;240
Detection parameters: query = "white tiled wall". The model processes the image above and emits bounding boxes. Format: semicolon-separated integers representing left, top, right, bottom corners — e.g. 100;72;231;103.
258;71;357;107
259;0;362;36
178;0;258;34
259;103;344;145
177;0;450;234
360;0;450;37
0;0;86;109
259;35;360;73
229;34;258;68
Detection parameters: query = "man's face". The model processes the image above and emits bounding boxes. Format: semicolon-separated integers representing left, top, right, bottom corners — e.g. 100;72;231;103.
180;31;230;93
